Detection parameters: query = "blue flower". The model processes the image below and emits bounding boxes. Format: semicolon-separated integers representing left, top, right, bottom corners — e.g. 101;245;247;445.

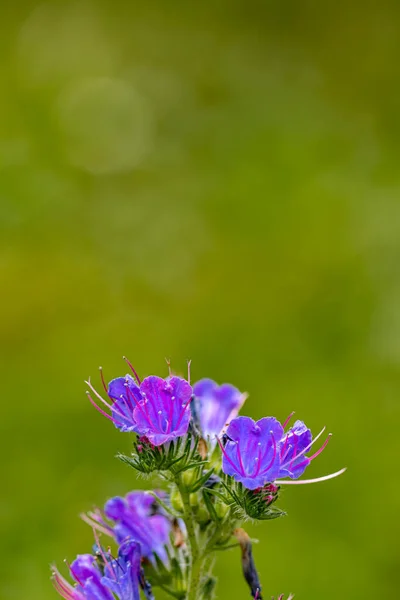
220;414;337;490
278;419;313;479
193;378;247;438
219;416;283;490
132;376;192;445
82;491;171;562
102;539;141;600
87;365;193;445
52;539;141;600
276;416;332;481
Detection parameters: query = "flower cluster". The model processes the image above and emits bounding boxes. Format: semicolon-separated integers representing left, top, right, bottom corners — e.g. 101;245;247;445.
53;359;344;600
82;491;171;561
52;538;143;600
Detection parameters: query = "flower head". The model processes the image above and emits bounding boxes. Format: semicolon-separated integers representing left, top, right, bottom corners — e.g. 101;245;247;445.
132;376;192;445
52;538;141;600
219;416;283;490
221;413;342;490
193;378;247;438
83;491;171;561
87;363;193;445
278;419;313;479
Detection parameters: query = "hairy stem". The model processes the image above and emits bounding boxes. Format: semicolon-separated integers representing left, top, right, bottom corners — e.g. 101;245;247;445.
175;475;204;599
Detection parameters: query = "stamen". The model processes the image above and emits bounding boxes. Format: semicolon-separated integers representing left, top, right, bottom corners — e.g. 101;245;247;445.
236;443;246;476
99;367;108;394
254;442;263;477
175;395;192;428
85;380;129;423
280;426;326;470
125;384;152;426
275;467;347;485
80;512;111;537
309;433;332;461
165;357;172;377
65;559;85;589
167;393;174;434
86;392;119;425
122;356;141;385
289;432;298;469
216;436;240;473
259;433;277;475
187;359;192;384
280;431;290;460
92;528;116;581
52;567;79;600
282;411;295;429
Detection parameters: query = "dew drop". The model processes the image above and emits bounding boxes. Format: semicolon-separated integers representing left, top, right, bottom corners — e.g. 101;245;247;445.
158;410;162;415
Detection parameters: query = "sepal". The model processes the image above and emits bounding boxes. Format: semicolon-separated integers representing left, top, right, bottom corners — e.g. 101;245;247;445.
221;477;286;521
117;433;206;476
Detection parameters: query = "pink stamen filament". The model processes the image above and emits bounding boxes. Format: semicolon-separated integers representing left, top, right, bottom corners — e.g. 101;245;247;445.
175;395;192;429
92;528;116;581
167;396;174;434
280;426;326;470
282;411;295;429
217;436;241;474
99;367;108;394
236;443;246;477
280;432;290;460
254;443;263;477
65;560;85;589
289;432;298;469
275;467;347;485
52;568;80;600
87;393;119;425
80;512;112;537
122;356;141;385
309;433;331;461
287;434;332;472
85;380;129;424
125;385;152;427
259;433;277;476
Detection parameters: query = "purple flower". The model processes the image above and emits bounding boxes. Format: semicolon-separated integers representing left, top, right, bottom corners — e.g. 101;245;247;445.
132;376;192;445
87;364;193;445
83;491;171;562
276;415;332;481
52;538;140;600
107;375;142;433
219;416;283;490
193;378;247;437
220;413;340;490
278;419;313;479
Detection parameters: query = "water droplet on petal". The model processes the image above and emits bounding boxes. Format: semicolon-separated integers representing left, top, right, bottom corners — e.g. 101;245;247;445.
158;410;162;415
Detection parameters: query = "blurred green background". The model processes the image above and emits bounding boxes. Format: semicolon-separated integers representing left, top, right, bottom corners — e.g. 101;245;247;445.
1;1;400;598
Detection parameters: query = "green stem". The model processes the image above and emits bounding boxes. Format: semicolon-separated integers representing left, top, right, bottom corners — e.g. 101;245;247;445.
175;476;204;599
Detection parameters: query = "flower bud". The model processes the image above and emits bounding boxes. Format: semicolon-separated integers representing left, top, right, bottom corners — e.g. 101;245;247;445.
214;501;230;521
182;468;198;489
170;489;184;513
189;492;199;508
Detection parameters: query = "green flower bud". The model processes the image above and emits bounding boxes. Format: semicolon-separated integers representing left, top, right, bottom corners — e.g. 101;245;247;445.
170;488;184;513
